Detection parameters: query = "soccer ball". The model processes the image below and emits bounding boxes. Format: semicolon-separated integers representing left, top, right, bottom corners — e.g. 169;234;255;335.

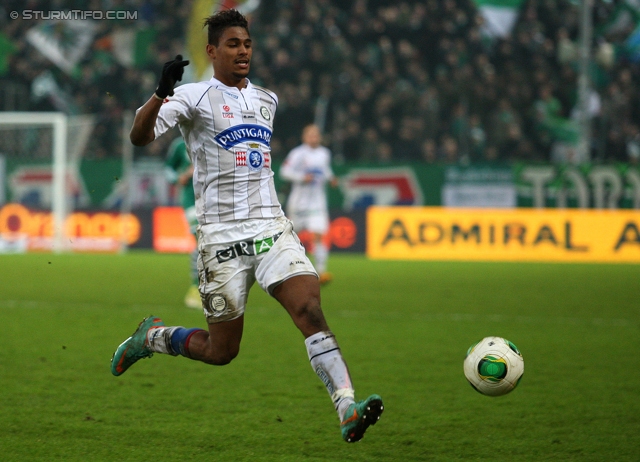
463;336;524;397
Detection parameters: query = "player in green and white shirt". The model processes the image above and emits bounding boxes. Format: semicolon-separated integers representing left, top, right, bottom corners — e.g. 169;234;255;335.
164;136;200;309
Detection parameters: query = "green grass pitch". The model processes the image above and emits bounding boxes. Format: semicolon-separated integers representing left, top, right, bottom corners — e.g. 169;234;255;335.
0;252;639;461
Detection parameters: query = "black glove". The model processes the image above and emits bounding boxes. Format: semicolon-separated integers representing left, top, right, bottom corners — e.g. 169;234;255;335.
155;54;190;99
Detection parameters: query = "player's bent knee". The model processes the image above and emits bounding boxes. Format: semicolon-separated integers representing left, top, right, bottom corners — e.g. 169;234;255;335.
289;298;328;333
200;345;240;366
291;296;319;317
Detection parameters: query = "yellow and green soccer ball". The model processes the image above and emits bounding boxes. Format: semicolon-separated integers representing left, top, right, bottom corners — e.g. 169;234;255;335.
464;336;524;397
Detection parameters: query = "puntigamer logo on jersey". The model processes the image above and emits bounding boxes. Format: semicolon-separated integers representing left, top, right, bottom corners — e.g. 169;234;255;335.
214;124;272;149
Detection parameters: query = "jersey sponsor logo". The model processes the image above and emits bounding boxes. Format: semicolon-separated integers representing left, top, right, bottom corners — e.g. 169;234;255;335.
220;104;234;119
224;91;239;99
305;167;325;184
214;124;272;149
214;232;282;263
235;149;271;170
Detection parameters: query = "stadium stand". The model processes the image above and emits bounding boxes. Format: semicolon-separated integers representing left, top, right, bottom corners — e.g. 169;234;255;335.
0;0;638;165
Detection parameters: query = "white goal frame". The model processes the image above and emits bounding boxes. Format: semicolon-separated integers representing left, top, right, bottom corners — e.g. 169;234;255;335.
0;112;68;253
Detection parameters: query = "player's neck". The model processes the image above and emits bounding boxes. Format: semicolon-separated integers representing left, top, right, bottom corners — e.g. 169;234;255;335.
215;75;247;90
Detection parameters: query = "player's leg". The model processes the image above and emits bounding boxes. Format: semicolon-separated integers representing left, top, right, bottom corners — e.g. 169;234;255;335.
258;221;383;442
184;247;201;308
308;213;331;284
110;314;244;375
111;237;252;374
271;275;354;409
173;315;244;365
271;274;327;335
312;232;332;283
272;275;383;442
184;206;201;308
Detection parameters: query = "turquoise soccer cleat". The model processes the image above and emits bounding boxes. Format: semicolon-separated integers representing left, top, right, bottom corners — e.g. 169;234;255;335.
111;316;164;376
340;394;384;443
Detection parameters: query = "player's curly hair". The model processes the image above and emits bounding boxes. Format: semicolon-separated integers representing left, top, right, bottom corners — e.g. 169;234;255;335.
203;9;249;46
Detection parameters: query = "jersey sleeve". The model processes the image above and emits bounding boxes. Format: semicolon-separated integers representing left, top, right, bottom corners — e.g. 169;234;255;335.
279;148;306;183
151;85;195;139
323;148;336;182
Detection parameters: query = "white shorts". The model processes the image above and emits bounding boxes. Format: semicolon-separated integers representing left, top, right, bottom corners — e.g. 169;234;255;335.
287;209;329;235
196;217;318;324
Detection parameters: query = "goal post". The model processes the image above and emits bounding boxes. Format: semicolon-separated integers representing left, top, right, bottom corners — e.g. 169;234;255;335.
0;112;68;252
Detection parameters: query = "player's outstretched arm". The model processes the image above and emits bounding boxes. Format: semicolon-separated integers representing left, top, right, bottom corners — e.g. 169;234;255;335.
130;54;189;147
130;96;163;146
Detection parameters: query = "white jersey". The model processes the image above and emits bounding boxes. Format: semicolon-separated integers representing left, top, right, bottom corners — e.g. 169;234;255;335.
280;143;334;215
147;76;284;225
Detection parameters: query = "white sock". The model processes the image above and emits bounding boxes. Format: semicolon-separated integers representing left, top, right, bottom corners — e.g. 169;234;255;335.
146;326;179;356
305;331;356;421
314;242;328;274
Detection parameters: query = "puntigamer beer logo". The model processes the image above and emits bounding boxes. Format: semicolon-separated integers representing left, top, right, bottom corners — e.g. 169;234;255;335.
213;124;272;149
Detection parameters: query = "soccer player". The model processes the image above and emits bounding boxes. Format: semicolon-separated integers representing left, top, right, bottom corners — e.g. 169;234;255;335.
280;124;338;285
111;9;383;443
164;136;200;309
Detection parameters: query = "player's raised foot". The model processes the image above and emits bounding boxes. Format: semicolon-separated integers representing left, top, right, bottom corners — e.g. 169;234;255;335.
111;316;164;376
319;272;333;285
341;394;384;443
184;285;201;309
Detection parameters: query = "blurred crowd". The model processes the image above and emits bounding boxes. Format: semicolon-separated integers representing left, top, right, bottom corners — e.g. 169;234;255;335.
1;0;639;165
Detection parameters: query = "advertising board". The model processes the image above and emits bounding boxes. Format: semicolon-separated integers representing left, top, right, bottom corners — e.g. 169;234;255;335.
367;206;640;263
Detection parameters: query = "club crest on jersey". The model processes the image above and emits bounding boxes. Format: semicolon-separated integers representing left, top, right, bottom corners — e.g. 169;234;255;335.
235;145;270;170
214;124;272;149
248;149;265;171
220;104;234;119
260;106;271;120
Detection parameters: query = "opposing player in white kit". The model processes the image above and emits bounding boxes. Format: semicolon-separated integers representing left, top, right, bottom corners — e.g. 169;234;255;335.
109;9;383;443
280;124;337;285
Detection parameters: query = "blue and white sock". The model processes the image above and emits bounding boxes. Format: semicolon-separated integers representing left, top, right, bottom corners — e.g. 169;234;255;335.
147;326;205;357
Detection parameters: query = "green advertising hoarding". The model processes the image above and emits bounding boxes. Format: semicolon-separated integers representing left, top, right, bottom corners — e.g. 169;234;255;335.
2;158;639;210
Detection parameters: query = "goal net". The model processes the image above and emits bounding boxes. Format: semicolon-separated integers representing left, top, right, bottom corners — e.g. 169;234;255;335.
0;112;99;253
